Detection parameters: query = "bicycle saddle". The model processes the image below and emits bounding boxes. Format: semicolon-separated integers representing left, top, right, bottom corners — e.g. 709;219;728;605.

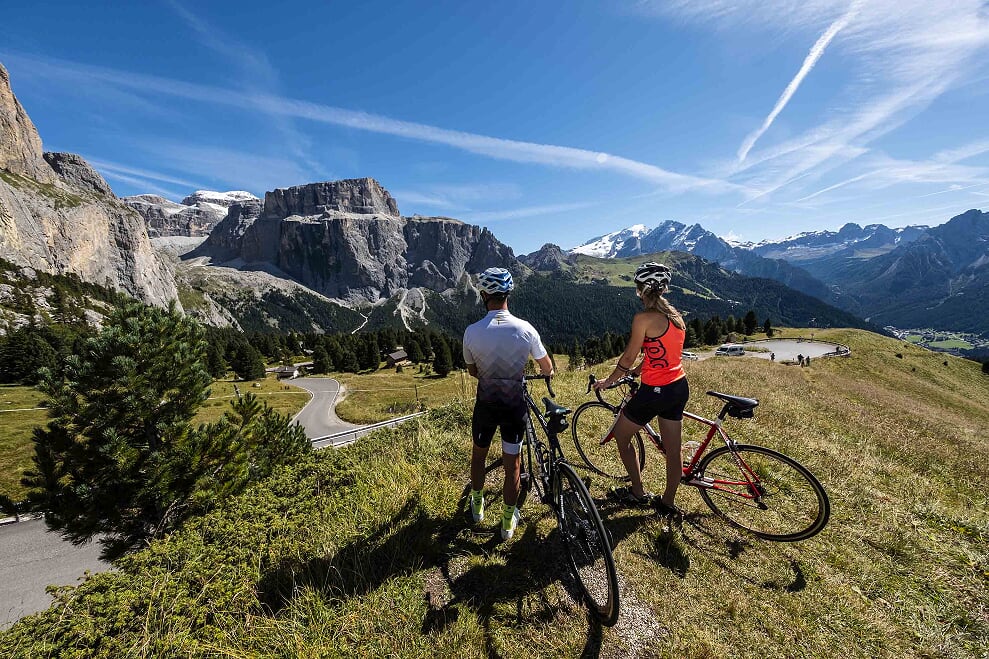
542;397;571;417
706;391;759;410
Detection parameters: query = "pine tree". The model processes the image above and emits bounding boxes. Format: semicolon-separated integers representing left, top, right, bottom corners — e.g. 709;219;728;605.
311;344;333;374
743;310;758;336
407;339;425;363
433;336;453;377
339;348;360;373
0;328;57;384
684;326;699;349
231;343;266;381
764;318;774;337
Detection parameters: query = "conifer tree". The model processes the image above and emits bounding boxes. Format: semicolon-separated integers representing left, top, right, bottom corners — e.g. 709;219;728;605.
764;318;774;337
743;310;758;336
312;344;333;374
406;339;422;363
23;303;309;560
433;335;453;376
338;348;360;373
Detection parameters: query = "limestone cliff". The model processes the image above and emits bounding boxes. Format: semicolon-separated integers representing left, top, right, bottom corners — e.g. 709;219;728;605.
228;178;518;303
0;62;177;308
124;190;260;238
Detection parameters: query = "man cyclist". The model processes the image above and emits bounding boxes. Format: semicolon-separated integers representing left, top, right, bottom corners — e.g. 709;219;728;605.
464;267;554;540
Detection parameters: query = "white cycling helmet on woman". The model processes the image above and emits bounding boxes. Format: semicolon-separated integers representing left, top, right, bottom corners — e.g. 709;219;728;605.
477;267;514;295
633;262;672;290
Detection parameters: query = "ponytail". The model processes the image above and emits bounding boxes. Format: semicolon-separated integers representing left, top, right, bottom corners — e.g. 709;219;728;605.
639;285;686;330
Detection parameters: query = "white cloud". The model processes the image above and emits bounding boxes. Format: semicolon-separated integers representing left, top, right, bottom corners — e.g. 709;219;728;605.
465;201;599;223
656;1;989;200
737;1;860;162
2;52;746;196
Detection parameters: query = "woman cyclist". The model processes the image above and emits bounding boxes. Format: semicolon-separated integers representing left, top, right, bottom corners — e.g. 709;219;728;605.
593;262;689;516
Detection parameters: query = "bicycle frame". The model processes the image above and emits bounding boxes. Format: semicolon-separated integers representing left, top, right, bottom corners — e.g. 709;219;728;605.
591;376;771;506
519;375;568;506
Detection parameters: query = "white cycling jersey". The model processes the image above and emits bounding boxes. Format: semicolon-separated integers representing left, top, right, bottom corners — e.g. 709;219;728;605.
463;310;547;406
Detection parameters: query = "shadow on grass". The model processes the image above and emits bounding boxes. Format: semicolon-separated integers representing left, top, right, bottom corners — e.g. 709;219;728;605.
258;491;607;657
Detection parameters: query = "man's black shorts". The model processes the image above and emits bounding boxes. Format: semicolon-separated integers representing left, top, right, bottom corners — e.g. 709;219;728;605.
622;377;690;425
472;400;527;450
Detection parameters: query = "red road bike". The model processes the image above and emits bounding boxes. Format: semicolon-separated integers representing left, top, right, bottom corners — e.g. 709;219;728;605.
571;375;830;542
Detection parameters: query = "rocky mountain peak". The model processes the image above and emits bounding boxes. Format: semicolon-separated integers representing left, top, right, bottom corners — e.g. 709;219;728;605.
519;243;576;271
263;177;400;219
0;63;55;184
43;152;114;197
181;190;259;208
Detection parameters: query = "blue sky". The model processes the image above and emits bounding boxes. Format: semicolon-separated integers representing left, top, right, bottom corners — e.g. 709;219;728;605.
3;0;989;253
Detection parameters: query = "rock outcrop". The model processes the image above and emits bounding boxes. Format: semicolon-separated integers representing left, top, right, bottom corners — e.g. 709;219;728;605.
219;177;517;303
124;190;260;238
43;152;114;197
519;243;576;271
0;63;55;185
193;197;263;260
0;62;177;308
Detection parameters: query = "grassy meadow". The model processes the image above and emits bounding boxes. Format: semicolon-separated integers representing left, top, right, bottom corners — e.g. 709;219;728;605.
0;375;309;501
2;327;987;657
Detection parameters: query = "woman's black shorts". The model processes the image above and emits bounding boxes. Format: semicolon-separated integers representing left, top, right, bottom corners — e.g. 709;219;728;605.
622;377;689;425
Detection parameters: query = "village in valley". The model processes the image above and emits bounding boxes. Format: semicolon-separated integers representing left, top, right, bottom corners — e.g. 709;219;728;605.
885;326;989;355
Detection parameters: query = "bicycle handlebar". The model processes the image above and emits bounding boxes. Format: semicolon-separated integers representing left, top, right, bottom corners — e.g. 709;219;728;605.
586;373;637;404
524;373;555;398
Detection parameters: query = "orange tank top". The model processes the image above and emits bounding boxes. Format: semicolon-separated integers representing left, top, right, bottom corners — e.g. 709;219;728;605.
640;322;686;387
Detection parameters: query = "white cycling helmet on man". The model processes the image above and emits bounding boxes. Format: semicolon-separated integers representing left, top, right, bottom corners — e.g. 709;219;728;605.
633;262;672;290
477;267;515;295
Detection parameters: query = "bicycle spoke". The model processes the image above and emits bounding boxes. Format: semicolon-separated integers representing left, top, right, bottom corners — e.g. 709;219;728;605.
571;402;645;482
555;463;619;625
697;445;830;541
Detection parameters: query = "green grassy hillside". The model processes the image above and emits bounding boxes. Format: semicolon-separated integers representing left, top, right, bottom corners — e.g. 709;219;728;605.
2;329;987;657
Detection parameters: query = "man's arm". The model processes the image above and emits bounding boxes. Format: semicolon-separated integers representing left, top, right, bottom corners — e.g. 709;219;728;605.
535;354;554;377
467;363;478;378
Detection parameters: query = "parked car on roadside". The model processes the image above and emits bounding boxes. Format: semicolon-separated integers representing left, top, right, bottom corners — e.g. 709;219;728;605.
682;350;699;361
714;344;745;356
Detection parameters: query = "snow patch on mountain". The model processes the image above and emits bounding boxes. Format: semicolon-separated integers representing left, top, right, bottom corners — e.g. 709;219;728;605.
571;224;649;258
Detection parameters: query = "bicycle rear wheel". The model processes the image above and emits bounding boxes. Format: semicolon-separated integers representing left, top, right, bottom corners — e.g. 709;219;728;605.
555;462;620;626
696;444;830;542
571;401;645;481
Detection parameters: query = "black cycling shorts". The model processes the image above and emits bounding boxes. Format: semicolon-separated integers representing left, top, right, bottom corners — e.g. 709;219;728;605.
472;400;527;450
622;377;689;425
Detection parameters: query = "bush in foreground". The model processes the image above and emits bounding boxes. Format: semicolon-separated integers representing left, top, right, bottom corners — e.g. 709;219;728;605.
22;303;310;560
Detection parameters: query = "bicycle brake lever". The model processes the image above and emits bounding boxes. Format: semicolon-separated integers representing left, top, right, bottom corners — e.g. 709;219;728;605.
547;378;556;398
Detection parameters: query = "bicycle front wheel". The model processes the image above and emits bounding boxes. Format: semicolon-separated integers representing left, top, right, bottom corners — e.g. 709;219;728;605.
571;401;645;481
696;444;830;542
555;462;620;626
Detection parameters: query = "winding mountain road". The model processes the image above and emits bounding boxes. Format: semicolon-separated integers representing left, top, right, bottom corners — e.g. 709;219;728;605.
290;377;359;439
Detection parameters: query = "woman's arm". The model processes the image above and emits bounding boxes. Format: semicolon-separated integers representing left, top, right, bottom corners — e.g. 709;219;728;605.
595;313;647;388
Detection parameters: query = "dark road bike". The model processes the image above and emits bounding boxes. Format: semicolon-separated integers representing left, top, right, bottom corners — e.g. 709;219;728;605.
571;375;830;542
476;375;620;626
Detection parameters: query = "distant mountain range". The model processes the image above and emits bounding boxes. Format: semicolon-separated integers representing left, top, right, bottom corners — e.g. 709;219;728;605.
1;59;983;341
569;214;989;336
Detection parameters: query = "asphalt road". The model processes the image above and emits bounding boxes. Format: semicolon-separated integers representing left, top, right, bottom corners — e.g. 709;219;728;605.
740;339;841;362
0;518;106;630
290;377;359;439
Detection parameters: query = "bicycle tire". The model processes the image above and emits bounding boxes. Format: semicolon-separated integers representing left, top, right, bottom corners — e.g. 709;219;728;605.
695;444;830;542
571;401;645;481
554;462;620;626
